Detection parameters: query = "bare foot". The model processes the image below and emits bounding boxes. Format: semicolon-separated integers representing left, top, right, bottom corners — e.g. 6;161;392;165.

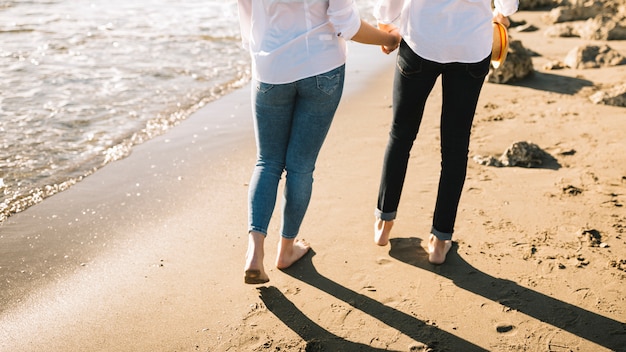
244;231;269;284
374;218;394;246
275;238;311;270
427;234;452;265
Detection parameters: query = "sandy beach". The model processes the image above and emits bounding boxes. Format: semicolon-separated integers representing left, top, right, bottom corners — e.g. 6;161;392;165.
1;9;625;352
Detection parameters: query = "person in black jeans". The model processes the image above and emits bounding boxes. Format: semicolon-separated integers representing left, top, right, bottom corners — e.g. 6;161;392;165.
373;0;518;264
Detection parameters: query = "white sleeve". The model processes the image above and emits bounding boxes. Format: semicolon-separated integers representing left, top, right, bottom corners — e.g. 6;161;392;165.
327;0;362;40
373;0;403;24
494;0;519;17
237;0;252;49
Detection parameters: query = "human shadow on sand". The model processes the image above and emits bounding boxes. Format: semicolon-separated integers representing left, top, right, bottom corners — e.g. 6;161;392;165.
278;249;488;352
388;237;626;351
512;71;593;95
258;286;392;352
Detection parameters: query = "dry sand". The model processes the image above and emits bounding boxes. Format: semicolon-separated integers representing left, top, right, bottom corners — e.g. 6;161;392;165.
1;10;625;352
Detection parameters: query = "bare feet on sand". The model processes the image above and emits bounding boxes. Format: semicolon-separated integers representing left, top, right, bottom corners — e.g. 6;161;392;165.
374;218;394;246
427;234;452;265
276;238;311;270
244;231;269;284
244;234;311;284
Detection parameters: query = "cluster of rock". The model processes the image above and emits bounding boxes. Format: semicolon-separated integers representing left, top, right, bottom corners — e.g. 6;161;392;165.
589;83;626;106
488;39;534;84
543;0;626;40
473;141;557;168
543;0;626;107
491;0;626;107
562;44;626;68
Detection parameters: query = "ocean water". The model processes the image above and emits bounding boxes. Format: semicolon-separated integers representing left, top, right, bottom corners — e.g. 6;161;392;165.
0;0;377;224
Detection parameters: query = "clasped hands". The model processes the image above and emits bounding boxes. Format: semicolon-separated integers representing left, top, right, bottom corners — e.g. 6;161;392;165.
378;23;401;55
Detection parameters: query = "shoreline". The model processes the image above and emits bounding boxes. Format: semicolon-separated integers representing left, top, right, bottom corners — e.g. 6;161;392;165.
0;42;399;350
2;10;626;351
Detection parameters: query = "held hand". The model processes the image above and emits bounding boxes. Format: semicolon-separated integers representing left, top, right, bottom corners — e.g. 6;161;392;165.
493;11;510;28
379;23;400;55
382;29;400;54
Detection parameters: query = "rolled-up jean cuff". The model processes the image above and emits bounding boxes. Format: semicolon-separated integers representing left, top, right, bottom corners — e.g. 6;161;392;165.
281;232;298;240
249;227;268;237
431;226;453;241
374;209;397;221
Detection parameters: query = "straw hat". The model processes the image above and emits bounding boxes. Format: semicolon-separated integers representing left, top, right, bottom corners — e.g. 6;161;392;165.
491;21;509;69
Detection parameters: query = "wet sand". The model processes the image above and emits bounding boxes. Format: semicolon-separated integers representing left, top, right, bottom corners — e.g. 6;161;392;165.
1;10;625;352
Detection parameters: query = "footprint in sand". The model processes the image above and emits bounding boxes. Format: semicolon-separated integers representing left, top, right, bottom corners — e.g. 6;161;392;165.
376;257;393;266
466;186;483;195
532;328;581;352
496;322;516;334
408;342;429;351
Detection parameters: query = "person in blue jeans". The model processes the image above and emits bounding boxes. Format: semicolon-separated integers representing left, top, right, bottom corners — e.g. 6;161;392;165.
373;0;518;264
238;0;400;284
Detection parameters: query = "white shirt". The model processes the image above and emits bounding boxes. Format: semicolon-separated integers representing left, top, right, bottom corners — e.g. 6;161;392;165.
374;0;518;63
238;0;362;84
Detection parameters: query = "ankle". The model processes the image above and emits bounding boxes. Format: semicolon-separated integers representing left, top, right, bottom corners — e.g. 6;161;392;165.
374;218;394;246
246;232;266;265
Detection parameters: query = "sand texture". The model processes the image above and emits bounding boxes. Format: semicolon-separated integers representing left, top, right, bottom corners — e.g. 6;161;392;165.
1;9;625;352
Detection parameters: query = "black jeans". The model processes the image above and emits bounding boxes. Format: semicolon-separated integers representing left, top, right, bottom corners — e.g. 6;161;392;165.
376;40;490;240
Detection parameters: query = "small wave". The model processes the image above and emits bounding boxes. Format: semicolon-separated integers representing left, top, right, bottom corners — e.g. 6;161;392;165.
0;69;251;225
0;0;249;224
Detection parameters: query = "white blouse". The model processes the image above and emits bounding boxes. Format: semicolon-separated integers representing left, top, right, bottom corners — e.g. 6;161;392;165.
238;0;362;84
374;0;519;63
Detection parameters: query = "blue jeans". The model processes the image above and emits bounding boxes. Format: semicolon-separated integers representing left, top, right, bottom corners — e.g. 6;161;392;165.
376;40;490;241
248;65;345;239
